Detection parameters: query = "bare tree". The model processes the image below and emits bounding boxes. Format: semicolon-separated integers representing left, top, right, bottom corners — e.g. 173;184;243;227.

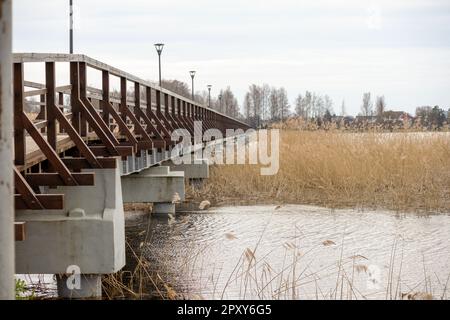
375;95;386;118
269;87;279;120
295;94;305;118
261;84;271;121
278;87;290;121
161;79;190;99
220;87;239;118
243;92;252;120
361;92;373;116
340;99;346;116
324;95;334;115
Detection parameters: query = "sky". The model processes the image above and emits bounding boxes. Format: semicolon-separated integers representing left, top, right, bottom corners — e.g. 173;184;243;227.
12;0;450;116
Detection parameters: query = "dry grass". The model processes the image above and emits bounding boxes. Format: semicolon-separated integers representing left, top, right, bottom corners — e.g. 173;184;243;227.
188;129;450;212
101;225;450;300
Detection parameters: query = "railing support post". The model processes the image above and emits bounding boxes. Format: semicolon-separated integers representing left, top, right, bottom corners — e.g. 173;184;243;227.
0;0;15;300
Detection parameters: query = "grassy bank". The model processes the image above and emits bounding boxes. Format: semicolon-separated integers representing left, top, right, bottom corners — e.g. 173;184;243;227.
188;130;450;213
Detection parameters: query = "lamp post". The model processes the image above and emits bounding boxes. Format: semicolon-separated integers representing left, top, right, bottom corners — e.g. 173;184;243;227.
207;85;212;108
69;0;73;53
189;71;196;101
154;43;164;87
218;94;223;113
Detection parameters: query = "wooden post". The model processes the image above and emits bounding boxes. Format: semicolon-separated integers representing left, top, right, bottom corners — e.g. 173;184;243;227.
46;62;57;149
70;62;81;133
13;63;25;166
78;62;88;136
101;70;110;124
120;77;127;123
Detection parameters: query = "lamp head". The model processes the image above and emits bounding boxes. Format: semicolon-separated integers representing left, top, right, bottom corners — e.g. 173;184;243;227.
154;43;164;55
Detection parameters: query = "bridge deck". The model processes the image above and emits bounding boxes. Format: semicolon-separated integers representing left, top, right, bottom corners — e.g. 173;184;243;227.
21;134;96;171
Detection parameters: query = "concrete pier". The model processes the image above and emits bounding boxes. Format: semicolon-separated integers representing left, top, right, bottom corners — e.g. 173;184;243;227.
163;159;209;180
56;274;102;299
121;166;185;216
15;158;126;298
0;0;14;300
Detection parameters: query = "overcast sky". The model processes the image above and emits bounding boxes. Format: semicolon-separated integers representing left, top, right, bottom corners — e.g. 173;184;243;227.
12;0;450;115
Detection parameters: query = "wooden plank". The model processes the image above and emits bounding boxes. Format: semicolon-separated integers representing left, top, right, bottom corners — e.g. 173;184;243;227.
14;167;44;210
137;140;153;151
55;84;72;93
62;157;117;170
89;145;133;157
24;88;47;97
25;172;95;187
22;113;78;186
24;80;45;89
34;119;48;129
15;223;26;242
15;194;64;210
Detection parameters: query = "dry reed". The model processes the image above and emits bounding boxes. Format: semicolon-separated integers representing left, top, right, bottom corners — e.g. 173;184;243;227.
188;129;450;212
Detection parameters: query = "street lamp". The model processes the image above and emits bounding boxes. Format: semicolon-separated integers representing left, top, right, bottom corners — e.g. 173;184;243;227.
207;85;212;108
154;43;164;86
218;94;223;113
69;0;74;54
189;71;196;101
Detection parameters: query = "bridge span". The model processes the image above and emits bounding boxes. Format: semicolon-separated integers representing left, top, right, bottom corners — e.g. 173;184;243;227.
2;50;250;298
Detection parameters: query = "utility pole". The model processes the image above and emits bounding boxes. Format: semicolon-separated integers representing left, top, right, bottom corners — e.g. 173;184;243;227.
0;0;15;300
69;0;73;53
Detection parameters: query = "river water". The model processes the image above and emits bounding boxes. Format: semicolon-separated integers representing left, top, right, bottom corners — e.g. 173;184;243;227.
127;205;450;300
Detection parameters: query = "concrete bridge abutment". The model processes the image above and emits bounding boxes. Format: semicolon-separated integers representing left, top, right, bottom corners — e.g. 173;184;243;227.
15;157;126;299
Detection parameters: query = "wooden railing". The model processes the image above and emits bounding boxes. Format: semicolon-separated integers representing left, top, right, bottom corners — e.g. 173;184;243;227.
13;53;250;210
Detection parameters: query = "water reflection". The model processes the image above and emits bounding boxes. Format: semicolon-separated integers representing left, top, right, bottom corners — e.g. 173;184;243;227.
127;205;450;300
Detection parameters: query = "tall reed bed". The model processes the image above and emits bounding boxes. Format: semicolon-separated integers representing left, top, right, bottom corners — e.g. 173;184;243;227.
189;130;450;212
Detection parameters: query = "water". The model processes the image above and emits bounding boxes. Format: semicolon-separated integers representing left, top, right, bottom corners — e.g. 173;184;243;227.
128;205;450;300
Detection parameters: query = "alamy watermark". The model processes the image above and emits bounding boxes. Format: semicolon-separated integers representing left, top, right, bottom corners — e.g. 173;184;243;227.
170;121;280;176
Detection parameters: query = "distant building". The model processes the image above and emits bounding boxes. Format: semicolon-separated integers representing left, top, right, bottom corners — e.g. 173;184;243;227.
355;115;377;123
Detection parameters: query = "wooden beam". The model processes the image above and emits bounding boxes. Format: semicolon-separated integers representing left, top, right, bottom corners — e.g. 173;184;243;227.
89;145;133;157
24;88;47;97
15;223;26;242
15;194;64;210
22;113;78;186
62;157;117;170
14;167;43;210
14;63;26;166
53;105;102;168
46;62;57;149
25;172;95;187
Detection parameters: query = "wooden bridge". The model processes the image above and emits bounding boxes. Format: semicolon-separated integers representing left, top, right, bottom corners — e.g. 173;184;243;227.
12;53;250;212
1;53;250;299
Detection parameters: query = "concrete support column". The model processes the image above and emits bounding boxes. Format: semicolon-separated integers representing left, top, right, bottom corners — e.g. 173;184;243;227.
0;0;14;300
16;158;126;299
56;274;102;299
121;166;185;216
152;203;176;215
